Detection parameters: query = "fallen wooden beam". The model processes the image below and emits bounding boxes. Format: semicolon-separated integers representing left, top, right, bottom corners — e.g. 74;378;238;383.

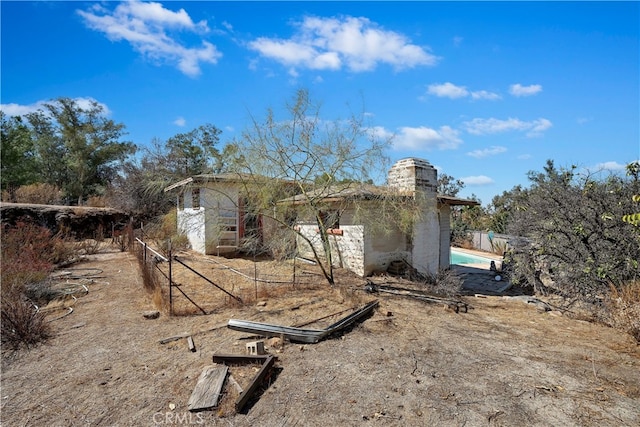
187;364;228;412
235;355;275;413
212;353;278;413
212;354;273;364
159;332;190;344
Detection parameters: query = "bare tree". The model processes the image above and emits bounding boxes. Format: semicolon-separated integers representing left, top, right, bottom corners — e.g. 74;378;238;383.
231;89;411;285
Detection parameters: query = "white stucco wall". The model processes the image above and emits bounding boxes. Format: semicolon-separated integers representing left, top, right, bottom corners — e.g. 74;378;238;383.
178;207;206;253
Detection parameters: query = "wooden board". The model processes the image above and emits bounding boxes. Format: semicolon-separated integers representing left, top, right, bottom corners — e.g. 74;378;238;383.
187;364;228;412
235;355;275;412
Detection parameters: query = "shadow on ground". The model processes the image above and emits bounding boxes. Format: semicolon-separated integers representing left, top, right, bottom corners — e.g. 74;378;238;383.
454;264;527;296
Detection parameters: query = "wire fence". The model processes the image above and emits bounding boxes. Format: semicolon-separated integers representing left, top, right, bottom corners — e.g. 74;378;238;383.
134;238;324;316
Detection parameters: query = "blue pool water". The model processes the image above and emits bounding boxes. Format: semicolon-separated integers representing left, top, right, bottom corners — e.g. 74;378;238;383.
450;249;493;266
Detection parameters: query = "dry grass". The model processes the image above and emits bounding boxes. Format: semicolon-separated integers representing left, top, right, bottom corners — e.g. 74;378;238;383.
9;183;63;205
605;280;640;342
1;249;639;427
0;294;51;351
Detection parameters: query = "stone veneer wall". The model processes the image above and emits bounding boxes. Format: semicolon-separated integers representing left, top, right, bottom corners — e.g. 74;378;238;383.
387;158;440;275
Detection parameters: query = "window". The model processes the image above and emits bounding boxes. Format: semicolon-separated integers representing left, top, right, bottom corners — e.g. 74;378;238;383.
318;210;342;235
192;188;200;209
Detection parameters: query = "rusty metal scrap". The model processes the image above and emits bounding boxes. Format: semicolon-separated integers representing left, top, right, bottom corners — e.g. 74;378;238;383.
227;300;379;343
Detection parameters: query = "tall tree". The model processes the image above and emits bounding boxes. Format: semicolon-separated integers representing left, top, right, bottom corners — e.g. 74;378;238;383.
24;98;136;205
109;124;234;218
166;124;223;176
0;112;39;200
437;173;464;197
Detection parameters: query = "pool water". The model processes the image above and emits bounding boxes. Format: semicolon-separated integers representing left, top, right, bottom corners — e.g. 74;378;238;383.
450;249;494;266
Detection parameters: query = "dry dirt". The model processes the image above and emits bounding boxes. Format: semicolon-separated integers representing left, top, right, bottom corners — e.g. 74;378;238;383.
1;246;639;427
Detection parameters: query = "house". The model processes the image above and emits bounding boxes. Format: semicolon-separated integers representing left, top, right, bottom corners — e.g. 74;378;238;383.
164;173;266;254
284;158;479;276
165;158;478;276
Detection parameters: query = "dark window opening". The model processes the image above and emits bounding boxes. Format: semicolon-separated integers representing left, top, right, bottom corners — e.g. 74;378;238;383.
192;188;200;209
319;210;340;233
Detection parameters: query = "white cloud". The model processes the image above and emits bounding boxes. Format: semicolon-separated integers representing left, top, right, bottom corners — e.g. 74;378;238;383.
173;116;186;127
367;126;395;141
463;117;552;137
453;36;463;47
470;90;501;101
1;97;111;117
467;146;507;159
577;117;592;125
593;161;627;171
393;125;462;150
77;1;221;77
460;175;494;185
509;83;542;97
428;82;468;99
517;154;532;160
248;15;438;73
427;83;500;101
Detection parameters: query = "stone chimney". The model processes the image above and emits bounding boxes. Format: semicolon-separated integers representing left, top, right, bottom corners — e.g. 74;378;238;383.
387;158;440;275
388;158;437;195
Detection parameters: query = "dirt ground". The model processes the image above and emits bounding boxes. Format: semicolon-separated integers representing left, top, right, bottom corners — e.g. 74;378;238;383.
1;246;639;426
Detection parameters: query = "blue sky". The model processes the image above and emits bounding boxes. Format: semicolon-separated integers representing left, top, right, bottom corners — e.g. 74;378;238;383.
2;1;638;205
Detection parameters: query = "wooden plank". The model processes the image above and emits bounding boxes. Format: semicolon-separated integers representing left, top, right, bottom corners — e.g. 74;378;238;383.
159;332;189;344
212;353;273;364
187;336;196;352
235;355;275;413
187;364;228;412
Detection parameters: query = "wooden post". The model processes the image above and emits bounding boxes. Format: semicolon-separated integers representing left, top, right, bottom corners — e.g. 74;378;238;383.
254;255;258;301
168;239;173;316
293;254;297;287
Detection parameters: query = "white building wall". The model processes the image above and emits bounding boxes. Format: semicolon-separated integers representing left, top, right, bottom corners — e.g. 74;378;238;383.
176;184;241;254
295;223;366;276
296;205;412;277
177;187;207;253
363;228;410;276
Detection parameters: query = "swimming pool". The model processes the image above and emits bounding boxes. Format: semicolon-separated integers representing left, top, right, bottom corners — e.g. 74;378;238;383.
450;248;495;266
